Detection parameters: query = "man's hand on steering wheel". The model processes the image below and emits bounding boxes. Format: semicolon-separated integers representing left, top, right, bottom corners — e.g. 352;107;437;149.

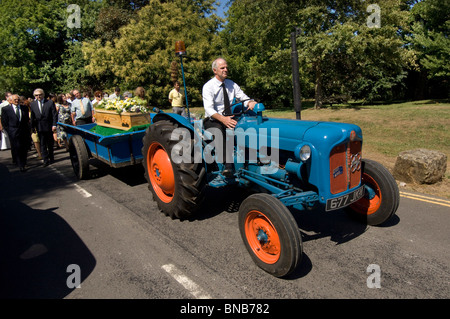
217;100;257;128
247;100;257;111
227;99;257;115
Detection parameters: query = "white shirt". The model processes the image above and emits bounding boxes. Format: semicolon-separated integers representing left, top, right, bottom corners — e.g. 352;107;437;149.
109;93;123;100
13;104;21;121
0;100;8;108
0;100;8;115
202;77;251;118
71;97;92;119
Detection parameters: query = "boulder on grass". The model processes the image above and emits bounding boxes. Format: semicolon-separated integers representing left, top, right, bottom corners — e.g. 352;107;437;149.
393;149;447;184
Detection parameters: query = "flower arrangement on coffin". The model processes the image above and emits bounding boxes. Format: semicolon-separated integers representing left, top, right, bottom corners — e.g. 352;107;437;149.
94;97;150;130
94;98;149;114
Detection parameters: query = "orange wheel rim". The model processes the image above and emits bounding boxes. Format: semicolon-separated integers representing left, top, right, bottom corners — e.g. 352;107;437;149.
350;173;382;215
244;210;281;264
147;142;175;203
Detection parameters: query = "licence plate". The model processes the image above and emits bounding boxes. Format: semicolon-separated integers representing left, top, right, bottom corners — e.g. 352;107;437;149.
326;185;365;211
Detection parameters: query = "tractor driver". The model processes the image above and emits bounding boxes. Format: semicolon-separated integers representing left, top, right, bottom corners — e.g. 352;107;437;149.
202;57;257;176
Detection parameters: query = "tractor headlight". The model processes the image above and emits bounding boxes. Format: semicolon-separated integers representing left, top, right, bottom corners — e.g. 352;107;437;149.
299;145;311;162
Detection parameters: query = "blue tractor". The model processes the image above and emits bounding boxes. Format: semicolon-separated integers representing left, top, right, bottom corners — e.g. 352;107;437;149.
141;102;399;277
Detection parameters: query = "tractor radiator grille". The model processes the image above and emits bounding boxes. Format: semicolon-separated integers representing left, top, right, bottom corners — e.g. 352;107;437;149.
329;141;362;194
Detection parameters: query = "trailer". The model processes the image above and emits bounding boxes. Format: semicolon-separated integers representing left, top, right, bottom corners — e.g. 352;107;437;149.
58;120;153;180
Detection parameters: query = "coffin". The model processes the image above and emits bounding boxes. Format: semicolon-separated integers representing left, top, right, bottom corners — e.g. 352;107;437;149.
95;109;150;130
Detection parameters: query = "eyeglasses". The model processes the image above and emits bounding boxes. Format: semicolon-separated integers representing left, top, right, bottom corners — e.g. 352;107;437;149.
34;94;43;97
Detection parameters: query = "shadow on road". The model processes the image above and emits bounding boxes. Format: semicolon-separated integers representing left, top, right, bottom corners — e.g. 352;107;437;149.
89;158;147;187
0;200;96;299
193;186;252;221
0;151;96;299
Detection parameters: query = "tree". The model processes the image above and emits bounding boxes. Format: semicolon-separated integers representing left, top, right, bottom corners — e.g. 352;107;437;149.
0;0;103;96
408;0;449;98
0;0;64;95
94;0;150;44
220;0;305;107
222;0;413;108
83;0;222;106
60;0;105;92
295;0;413;106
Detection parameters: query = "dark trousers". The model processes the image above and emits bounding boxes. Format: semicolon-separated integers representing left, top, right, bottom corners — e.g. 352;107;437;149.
203;118;233;168
10;136;28;168
76;116;92;126
38;131;54;163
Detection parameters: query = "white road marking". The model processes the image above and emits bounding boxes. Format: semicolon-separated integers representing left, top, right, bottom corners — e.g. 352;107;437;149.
161;264;212;299
51;166;92;198
74;183;92;198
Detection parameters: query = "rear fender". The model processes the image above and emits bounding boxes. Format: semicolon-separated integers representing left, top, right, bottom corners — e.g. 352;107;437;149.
152;112;193;130
151;112;207;160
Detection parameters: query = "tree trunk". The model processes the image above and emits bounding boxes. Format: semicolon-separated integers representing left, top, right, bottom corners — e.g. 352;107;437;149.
314;61;323;109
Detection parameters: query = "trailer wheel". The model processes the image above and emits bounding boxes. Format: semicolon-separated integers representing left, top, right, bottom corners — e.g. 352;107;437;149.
239;193;302;277
345;159;399;225
69;135;90;180
142;120;206;219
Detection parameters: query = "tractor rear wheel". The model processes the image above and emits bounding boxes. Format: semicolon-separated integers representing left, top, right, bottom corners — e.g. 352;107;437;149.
345;159;399;225
239;193;302;277
142;120;206;219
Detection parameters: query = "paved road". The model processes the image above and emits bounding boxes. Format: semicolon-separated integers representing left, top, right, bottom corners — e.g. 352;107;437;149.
0;146;449;304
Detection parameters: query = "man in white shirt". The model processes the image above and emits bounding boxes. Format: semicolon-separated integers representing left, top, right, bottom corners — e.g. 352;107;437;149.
109;87;123;100
202;58;257;176
70;89;93;126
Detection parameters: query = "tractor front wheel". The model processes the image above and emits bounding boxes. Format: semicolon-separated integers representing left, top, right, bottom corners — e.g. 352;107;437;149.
239;193;302;277
345;159;399;225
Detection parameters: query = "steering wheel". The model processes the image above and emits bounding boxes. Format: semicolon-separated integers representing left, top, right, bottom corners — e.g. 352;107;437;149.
223;99;254;116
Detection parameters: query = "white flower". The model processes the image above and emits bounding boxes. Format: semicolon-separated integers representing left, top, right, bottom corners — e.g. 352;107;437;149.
97;97;147;114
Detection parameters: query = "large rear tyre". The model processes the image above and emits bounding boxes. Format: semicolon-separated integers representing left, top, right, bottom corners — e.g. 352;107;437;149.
345;159;399;225
69;135;90;180
239;193;302;277
142;120;206;219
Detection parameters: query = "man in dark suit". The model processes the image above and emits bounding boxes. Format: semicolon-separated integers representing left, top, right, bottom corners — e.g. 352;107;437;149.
1;94;31;172
30;88;58;167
